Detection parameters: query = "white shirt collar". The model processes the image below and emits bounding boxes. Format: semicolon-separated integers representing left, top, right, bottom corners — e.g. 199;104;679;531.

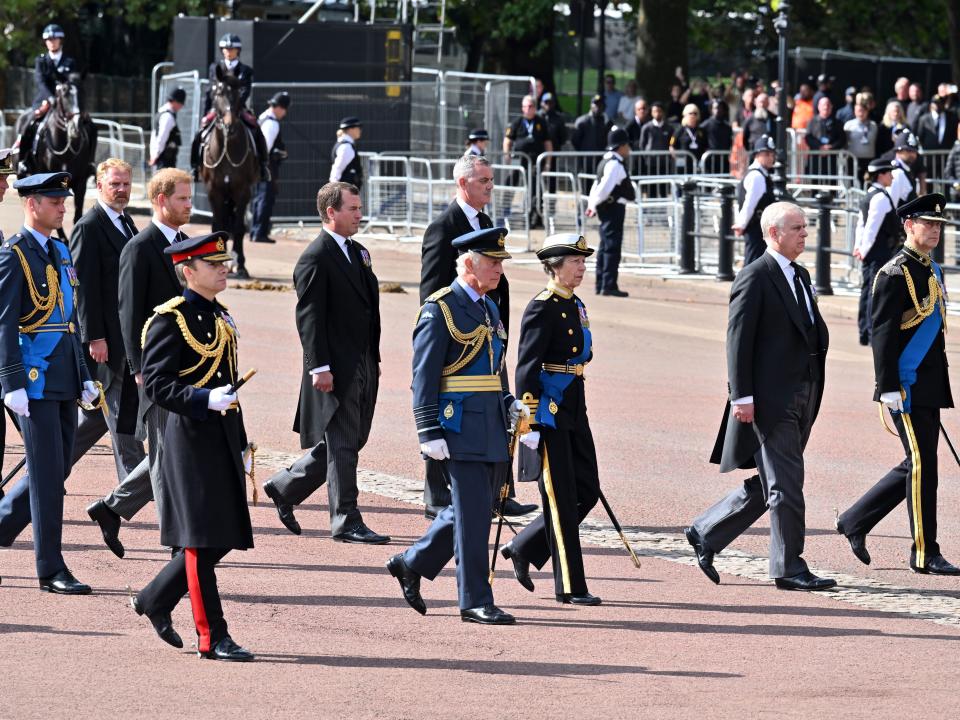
98;199;123;223
326;229;353;262
48;50;62;63
456;196;481;222
225;58;239;70
24;224;49;249
151;217;180;244
766;246;794;272
340;134;355;145
455;276;483;302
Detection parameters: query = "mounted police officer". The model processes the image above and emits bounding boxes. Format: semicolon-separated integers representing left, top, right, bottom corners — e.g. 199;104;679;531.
251;91;291;244
149;87;186;170
0;172;99;594
500;233;604;606
190;34;270;182
734;134;777;266
837;193;960;575
329;117;364;191
386;227;527;625
17;24;80;176
131;232;255;661
853;158;900;345
586;127;634;297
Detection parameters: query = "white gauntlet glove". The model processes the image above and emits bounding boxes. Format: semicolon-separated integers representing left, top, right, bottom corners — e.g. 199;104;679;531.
207;385;237;412
508;398;531;424
4;388;29;417
81;381;99;406
420;439;450;461
519;430;540;450
879;391;903;413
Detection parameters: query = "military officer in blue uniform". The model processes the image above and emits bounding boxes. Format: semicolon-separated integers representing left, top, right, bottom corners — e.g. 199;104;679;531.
386;227;527;625
0;172;98;593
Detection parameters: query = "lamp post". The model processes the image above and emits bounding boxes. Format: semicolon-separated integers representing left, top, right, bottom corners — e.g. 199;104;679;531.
772;1;790;198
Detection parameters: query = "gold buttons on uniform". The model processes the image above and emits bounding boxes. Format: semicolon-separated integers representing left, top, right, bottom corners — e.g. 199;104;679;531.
207;332;213;338
567;329;573;335
561;312;567;318
197;315;203;321
217;371;222;378
572;346;578;352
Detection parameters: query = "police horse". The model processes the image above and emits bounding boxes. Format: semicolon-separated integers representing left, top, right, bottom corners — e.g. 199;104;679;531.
15;73;97;223
197;65;259;279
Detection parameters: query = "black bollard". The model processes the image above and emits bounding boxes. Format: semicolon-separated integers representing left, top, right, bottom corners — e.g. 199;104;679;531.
679;180;697;274
717;185;735;281
814;191;834;296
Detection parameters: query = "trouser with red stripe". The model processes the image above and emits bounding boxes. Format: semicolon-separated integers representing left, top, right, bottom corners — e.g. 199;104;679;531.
137;547;231;652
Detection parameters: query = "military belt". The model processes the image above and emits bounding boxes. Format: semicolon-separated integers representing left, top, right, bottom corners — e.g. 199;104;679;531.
438;375;502;392
542;362;585;377
21;321;75;334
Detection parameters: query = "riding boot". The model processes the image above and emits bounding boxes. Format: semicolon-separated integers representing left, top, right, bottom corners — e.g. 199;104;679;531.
250;122;271;182
190;134;202;181
16;121;38;176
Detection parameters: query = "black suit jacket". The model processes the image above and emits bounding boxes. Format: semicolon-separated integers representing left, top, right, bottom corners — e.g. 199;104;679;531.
70;203;138;375
419;200;510;333
292;231;381;448
710;252;829;472
915;111;958;151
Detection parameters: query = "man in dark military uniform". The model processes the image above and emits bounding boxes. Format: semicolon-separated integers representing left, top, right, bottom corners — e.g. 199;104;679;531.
852;159;900;346
503;95;553;227
734;135;777;266
329;117;364;191
586;128;634;297
0;172;98;594
132;232;255;661
836;193;960;575
500;233;603;606
387;227;527;625
191;34;269;182
17;24;80;176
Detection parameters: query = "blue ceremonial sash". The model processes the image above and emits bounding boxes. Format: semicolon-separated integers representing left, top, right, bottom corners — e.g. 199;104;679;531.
897;262;942;414
535;322;592;429
20;239;75;400
437;312;504;434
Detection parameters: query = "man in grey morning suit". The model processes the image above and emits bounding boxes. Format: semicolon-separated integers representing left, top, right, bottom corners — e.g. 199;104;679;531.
685;202;836;591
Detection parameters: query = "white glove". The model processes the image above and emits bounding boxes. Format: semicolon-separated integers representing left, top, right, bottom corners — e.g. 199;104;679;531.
420;438;450;460
508;398;531;424
880;391;904;413
4;388;29;417
81;381;99;405
207;385;237;412
243;452;252;474
519;430;540;450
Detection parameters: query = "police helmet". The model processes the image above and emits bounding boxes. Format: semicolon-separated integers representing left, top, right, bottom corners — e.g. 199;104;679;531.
218;34;242;49
42;24;65;40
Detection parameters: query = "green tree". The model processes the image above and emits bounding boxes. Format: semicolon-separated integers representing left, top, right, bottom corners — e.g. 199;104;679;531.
446;0;555;77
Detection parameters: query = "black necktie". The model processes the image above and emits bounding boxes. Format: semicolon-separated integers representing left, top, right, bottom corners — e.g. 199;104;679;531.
791;263;812;328
120;214;135;240
174;230;187;243
46;240;58;266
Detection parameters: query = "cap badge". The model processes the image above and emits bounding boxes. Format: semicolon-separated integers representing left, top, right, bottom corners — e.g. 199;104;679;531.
497;234;505;248
216;238;226;252
576;236;587;250
935;204;941;213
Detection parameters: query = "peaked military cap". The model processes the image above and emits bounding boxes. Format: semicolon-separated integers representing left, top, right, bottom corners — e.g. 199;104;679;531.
606;128;630;150
0;147;16;176
164;232;233;264
753;134;776;153
894;132;919;152
339;116;362;130
897;193;948;223
13;172;71;197
452;226;511;259
269;91;291;109
537;233;594;260
866;158;894;174
467;128;489;141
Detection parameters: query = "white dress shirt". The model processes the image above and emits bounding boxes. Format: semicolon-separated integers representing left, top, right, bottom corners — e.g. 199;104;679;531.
258;108;280;153
890;159;915;207
854;183;895;258
151;217;180;244
731;248;814;406
587;151;628;211
734;161;769;229
99;199;130;238
456;197;482;231
150;102;178;161
310;229;355;375
329;135;356;182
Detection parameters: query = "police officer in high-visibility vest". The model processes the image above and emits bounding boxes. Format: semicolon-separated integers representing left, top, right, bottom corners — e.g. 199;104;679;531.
734;135;776;266
837;193;960;575
0;172;99;594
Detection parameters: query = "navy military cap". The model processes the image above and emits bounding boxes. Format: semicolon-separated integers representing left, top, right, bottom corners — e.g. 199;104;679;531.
168;87;187;104
753;134;776;154
894;132;919;152
452;227;511;259
897;193;948;223
13;172;71;197
339;116;362;130
269;91;291;109
0;147;16;176
467;128;489;141
606;127;630;150
867;158;894;174
164;232;232;264
537;233;594;260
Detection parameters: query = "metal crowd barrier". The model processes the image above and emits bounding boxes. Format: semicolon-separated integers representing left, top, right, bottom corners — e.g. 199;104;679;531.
90;118;148;199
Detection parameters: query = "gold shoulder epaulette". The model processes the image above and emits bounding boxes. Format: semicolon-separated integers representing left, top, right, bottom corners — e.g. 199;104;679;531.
879;254;907;278
535;288;553;301
141;296;186;348
425;287;452;302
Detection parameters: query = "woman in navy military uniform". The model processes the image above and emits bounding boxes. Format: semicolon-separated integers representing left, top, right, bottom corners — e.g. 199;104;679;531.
501;233;603;605
132;232;255;661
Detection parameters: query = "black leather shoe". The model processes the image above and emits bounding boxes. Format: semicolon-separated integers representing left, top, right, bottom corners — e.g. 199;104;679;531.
199;635;255;662
424;504;446;521
130;595;183;648
845;533;871;565
229;266;251;280
684;527;720;585
39;569;92;595
774;571;837;590
386;554;427;615
86;499;124;559
500;542;534;592
911;554;960;575
334;523;391;544
263;483;301;535
501;498;538;516
601;289;629;297
556;592;602;606
460;604;516;625
251;236;276;244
